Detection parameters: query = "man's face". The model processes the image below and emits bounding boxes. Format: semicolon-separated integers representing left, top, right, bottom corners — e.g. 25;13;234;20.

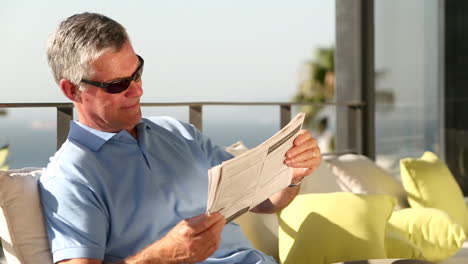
76;41;144;134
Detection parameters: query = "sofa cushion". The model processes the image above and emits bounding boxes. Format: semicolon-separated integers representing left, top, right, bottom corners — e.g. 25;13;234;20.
299;157;342;194
400;151;468;235
326;154;408;209
0;168;52;264
385;207;466;262
385;226;423;260
278;192;396;264
235;160;340;261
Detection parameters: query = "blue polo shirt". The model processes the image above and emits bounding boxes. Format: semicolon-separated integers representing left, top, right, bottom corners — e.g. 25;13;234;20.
39;117;277;264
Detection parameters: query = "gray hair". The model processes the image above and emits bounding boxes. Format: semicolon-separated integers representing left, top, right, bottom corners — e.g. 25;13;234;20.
47;12;130;89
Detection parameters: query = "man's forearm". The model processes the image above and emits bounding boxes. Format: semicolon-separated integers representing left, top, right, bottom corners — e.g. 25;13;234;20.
118;240;168;264
250;185;300;214
118;213;225;264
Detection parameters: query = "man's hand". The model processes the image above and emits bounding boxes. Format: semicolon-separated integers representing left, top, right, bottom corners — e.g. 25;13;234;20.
150;213;225;264
251;130;321;214
284;129;321;184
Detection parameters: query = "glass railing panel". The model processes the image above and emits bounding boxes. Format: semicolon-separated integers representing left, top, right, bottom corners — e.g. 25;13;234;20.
375;104;435;177
375;0;442;179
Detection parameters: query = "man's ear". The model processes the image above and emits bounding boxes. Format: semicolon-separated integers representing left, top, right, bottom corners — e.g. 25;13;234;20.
59;79;81;102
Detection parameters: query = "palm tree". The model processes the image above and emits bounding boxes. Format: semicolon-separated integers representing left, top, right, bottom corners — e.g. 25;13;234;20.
292;47;335;152
293;47;335;126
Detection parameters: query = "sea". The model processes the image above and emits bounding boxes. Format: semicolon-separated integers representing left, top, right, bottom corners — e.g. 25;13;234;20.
0;105;437;177
0;106;296;169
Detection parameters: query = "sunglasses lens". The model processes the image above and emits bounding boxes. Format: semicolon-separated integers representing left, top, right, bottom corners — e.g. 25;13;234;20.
87;55;143;94
136;63;144;82
106;80;131;94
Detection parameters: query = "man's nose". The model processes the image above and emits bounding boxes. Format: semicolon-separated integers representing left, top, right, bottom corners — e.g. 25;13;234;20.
125;80;143;98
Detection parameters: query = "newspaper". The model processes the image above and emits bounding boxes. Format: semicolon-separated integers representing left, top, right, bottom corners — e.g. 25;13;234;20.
206;112;305;222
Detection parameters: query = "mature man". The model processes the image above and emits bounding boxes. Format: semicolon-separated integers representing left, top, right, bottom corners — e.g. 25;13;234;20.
39;12;321;264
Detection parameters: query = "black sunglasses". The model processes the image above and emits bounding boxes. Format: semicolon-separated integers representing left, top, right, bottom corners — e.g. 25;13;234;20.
80;54;144;94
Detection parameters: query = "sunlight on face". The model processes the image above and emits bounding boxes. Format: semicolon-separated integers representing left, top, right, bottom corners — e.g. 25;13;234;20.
76;41;144;136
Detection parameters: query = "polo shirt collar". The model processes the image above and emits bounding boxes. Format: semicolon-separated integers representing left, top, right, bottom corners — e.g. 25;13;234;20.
68;120;151;151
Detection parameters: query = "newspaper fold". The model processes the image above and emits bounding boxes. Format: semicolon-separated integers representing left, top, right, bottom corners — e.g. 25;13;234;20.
206;112;305;222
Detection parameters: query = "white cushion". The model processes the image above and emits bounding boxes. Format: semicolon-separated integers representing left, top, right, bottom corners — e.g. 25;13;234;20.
326;154;408;209
0;168;52;264
299;157;342;194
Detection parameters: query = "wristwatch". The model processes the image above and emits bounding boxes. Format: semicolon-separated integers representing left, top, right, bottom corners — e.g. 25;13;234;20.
288;178;304;187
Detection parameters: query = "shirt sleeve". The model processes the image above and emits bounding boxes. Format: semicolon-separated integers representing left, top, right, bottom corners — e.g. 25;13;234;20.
39;172;108;263
181;122;234;166
197;131;234;166
148;116;234;167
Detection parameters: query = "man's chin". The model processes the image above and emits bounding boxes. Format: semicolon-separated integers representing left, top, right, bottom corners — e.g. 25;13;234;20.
119;108;142;125
132;111;143;125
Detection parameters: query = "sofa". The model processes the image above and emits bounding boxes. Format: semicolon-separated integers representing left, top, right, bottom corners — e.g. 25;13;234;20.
235;152;468;264
1;151;468;264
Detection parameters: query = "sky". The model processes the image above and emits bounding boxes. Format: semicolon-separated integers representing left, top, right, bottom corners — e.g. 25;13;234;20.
0;1;445;170
0;0;335;103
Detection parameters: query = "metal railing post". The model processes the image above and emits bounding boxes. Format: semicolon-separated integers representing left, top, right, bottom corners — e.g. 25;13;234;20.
189;105;203;131
280;104;291;129
57;106;73;149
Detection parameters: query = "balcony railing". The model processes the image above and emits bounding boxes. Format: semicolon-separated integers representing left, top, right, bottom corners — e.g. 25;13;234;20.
0;101;365;155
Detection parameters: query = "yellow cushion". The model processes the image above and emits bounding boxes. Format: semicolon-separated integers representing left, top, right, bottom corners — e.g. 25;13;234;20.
400;151;468;235
278;193;396;264
385;227;423;260
385;208;466;262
